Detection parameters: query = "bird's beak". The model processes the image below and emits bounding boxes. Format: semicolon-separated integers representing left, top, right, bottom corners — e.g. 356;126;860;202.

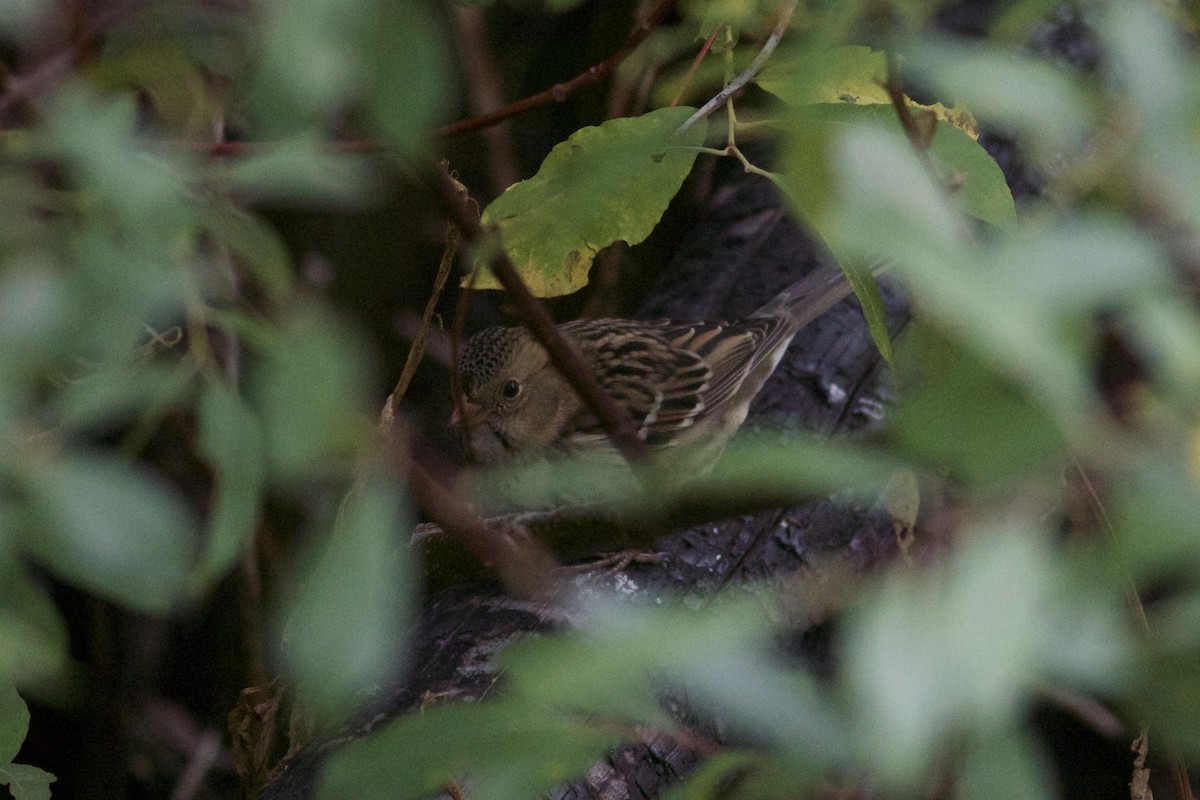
449;399;485;430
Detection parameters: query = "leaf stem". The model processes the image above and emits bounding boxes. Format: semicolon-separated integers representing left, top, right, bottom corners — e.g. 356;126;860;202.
677;0;799;134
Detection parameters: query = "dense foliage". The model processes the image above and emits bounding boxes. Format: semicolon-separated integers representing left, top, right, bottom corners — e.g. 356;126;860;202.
1;0;1199;799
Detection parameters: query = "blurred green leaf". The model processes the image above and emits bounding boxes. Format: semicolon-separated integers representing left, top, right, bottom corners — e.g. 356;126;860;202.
53;363;197;433
0;762;54;800
958;730;1053;800
471;107;709;297
843;524;1127;787
902;37;1093;159
248;304;373;482
318;698;623;800
477;431;900;512
1111;447;1200;579
1099;1;1200;232
282;476;413;726
0;0;49;34
44;84;193;225
781;103;1012;238
196;202;293;303
21;454;197;614
0;546;69;682
361;0;450;155
0;762;55;800
660;752;758;800
192;379;266;589
0;679;29;763
87;37;222;138
891;327;1066;486
221;136;377;207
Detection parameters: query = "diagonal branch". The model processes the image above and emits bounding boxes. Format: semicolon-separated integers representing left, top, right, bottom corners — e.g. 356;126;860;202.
430;165;648;464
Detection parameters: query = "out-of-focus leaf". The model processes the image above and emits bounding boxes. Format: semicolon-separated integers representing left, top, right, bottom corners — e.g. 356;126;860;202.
248;305;373;482
0;679;29;763
470;107;709;297
44;84;192;225
825;125;1090;428
843;524;1128;787
476;432;899;513
1111;447;1200;579
902;37;1092;159
780;103;1012;237
0;0;50;34
891;327;1066;486
21;454;197;614
661;752;758;800
0;543;69;681
281;476;413;726
222;136;376;207
192;379;266;589
0;762;55;800
195;202;293;303
1127;295;1200;401
53;363;197;433
959;730;1053;800
88;37;221;138
758;45;979;138
985;216;1170;312
1134;644;1200;758
1099;2;1200;232
317;698;623;800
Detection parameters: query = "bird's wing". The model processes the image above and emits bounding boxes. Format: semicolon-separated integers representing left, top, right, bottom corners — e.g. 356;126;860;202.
658;317;788;416
560;319;712;448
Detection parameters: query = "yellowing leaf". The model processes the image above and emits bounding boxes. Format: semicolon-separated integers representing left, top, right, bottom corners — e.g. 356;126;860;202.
757;45;979;140
469;107;708;297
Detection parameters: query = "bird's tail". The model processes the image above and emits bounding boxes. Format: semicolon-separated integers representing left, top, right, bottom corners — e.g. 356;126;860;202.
752;260;891;330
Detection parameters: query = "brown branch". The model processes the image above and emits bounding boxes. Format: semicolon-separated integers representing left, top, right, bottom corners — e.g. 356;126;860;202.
406;459;559;600
430;164;649;464
432;0;678;139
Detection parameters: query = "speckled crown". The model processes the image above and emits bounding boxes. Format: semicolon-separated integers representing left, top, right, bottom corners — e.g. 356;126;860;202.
459;327;522;393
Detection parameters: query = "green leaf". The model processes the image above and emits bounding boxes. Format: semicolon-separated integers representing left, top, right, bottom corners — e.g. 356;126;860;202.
471;106;709;297
221;135;377;207
0;762;55;800
902;37;1093;158
0;0;50;33
891;327;1066;486
87;37;221;138
958;730;1054;800
317;698;624;800
360;0;451;155
248;305;373;482
281;477;414;726
661;752;759;800
195;201;293;303
192;379;267;590
21;454;197;614
843;523;1129;787
780;103;1013;238
0;679;29;764
0;547;69;682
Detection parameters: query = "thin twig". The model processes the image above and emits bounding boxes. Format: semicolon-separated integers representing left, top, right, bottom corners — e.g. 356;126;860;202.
433;0;678;139
430;165;648;464
383;223;459;426
669;25;721;108
677;0;798;133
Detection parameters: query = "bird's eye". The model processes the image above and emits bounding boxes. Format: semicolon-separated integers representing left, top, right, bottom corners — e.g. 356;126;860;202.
501;379;521;399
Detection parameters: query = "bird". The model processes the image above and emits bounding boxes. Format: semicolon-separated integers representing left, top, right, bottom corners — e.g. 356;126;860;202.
452;262;880;473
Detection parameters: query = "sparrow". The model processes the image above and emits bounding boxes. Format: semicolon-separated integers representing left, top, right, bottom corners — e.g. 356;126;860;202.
452;263;877;472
